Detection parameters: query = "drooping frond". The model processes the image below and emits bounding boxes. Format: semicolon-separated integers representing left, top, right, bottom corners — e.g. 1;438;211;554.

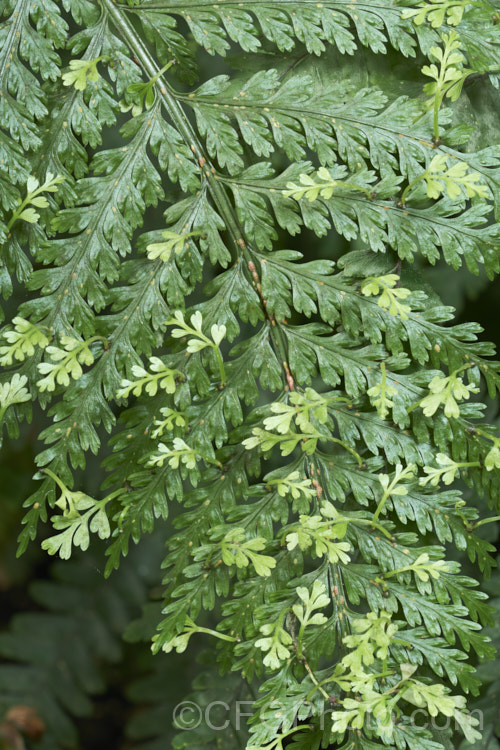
2;0;500;747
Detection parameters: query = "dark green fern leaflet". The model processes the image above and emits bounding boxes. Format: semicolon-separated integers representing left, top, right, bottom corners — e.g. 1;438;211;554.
1;0;500;748
259;249;500;375
30;15;141;199
120;0;420;58
223;163;500;273
16;154;206;549
179;62;500;215
0;0;66;300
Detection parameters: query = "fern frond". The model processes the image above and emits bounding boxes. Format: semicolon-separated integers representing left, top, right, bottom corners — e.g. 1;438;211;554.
0;549;155;748
124;0;420;59
2;0;500;747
